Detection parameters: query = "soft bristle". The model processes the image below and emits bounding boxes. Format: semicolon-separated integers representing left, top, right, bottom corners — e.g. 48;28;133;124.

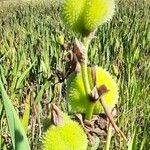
59;122;88;150
42;126;67;150
42;113;88;150
62;0;115;35
62;0;86;33
94;66;118;113
67;73;88;113
66;66;118;114
83;0;115;33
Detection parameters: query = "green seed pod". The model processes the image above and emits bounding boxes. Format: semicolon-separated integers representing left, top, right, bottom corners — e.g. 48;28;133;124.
62;0;86;33
62;0;115;35
83;0;115;33
42;113;88;150
66;66;118;114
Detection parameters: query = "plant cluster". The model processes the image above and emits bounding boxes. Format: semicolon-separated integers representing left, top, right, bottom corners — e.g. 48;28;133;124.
0;0;150;149
42;0;126;149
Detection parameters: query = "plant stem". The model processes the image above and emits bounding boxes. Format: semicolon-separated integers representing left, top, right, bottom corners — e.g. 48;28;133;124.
105;122;112;150
80;37;95;120
100;97;127;142
85;102;95;120
81;37;91;94
80;63;91;94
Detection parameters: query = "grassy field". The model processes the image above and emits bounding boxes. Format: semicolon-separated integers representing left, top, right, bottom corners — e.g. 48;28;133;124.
0;0;150;149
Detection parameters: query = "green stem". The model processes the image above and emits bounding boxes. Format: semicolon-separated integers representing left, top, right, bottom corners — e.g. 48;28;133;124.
105;123;112;150
80;37;95;120
80;63;91;94
85;102;95;120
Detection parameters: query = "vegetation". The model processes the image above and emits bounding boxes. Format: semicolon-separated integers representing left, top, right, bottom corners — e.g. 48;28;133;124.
0;0;150;149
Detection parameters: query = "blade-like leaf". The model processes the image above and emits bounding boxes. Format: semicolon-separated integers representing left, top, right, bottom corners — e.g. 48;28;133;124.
128;127;137;150
21;94;30;133
0;79;30;150
35;81;49;105
16;62;35;89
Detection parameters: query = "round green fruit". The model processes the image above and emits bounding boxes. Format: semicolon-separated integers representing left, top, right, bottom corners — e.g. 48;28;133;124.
62;0;86;33
62;0;115;35
66;66;118;114
42;113;88;150
83;0;115;33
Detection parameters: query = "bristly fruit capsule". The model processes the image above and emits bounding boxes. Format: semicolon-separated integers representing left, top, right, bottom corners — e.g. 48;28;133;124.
42;113;88;150
66;66;118;114
62;0;86;34
62;0;115;35
83;0;115;34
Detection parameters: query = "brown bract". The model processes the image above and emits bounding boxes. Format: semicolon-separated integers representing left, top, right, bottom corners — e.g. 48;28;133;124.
51;104;64;126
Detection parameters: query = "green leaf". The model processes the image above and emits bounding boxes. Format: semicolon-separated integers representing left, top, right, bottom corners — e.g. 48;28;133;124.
128;127;137;150
0;66;7;85
16;62;35;89
35;81;49;105
21;94;30;133
0;79;30;150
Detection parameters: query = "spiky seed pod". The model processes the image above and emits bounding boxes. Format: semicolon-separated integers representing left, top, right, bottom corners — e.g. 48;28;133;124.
66;66;118;114
83;0;115;33
62;0;86;33
42;113;88;150
66;68;92;113
62;0;115;35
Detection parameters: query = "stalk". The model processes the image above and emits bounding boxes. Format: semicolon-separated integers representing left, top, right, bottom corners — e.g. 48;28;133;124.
80;37;95;120
80;63;90;95
105;122;112;150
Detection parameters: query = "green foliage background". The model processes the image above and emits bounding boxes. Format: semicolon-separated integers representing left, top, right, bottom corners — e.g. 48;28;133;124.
0;0;150;149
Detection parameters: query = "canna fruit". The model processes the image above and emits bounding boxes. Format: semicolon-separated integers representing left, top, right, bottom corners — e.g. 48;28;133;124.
42;113;88;150
62;0;115;35
62;0;86;33
83;0;115;33
66;66;118;114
